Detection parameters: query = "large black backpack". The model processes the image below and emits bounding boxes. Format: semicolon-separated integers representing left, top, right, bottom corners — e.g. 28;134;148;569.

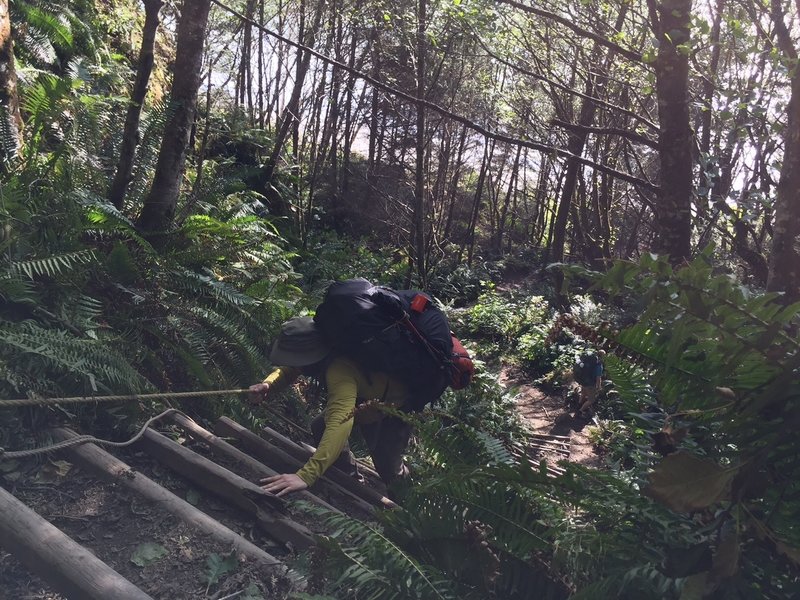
573;352;600;386
313;278;457;411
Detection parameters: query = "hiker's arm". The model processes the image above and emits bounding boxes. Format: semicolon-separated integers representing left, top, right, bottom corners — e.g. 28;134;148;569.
248;366;301;403
294;363;357;486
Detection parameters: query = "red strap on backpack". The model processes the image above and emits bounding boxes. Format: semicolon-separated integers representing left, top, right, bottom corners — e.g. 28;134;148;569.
402;295;474;391
449;335;474;390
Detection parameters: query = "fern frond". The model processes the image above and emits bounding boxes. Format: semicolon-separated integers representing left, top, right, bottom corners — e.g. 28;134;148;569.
14;1;74;49
297;504;463;600
9;249;96;279
75;191;155;252
168;268;258;307
0;320;152;393
0;274;37;304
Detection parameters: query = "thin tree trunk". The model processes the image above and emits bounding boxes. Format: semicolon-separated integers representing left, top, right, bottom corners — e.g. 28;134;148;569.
550;4;629;298
766;0;800;303
263;0;323;183
413;0;427;283
494;144;522;256
463;138;495;265
137;0;211;233
258;0;265;128
696;0;725;223
0;0;22;162
650;0;694;263
109;0;163;210
341;30;358;195
442;124;468;241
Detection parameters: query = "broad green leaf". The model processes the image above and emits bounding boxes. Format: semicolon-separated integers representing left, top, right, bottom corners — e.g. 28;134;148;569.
205;552;238;585
131;542;168;567
644;451;733;513
186;488;201;506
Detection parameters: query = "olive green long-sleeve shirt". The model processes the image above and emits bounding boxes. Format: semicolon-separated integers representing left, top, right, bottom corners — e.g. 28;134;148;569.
263;357;408;486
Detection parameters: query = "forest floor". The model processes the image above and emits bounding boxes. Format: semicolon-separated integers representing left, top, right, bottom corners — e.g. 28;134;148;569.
500;366;605;470
0;373;604;600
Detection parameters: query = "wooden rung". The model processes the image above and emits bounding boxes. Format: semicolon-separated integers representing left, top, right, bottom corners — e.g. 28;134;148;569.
215;417;393;512
138;428;315;551
0;485;154;600
50;427;285;571
167;412;341;514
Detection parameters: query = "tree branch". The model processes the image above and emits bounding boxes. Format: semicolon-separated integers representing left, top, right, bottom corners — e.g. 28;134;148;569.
209;0;658;192
470;28;659;132
551;118;658;148
494;0;643;63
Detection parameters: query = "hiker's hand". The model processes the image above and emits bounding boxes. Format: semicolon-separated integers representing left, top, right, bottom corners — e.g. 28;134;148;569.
260;473;308;497
248;382;270;404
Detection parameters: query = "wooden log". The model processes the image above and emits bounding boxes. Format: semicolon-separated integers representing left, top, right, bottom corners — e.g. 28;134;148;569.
50;428;284;571
138;428;315;551
166;412;341;514
268;426;382;482
529;432;571;441
215;417;393;511
528;442;570;456
0;485;154;600
256;421;390;506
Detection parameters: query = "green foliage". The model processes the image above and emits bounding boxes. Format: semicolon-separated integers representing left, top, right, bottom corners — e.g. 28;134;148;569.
130;542;168;567
0;57;299;421
299;252;799;599
558;251;800;597
205;552;238;586
452;284;551;360
296;232;410;292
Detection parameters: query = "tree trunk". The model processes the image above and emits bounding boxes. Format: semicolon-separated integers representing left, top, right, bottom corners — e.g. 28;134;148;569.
696;0;725;223
767;0;800;303
257;0;265;127
137;0;211;233
493;144;522;256
651;0;694;263
263;0;322;185
413;0;427;283
0;0;23;161
462;138;494;265
108;0;163;210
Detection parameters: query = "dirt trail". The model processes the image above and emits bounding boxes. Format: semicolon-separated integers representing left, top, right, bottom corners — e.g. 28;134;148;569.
499;367;604;470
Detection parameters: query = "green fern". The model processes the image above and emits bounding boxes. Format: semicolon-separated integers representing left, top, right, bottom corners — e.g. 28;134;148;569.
297;504;464;600
0;320;152;393
9;249;96;279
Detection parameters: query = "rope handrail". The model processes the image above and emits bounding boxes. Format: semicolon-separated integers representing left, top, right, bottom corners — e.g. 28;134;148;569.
0;388;322;461
0;408;181;459
0;388;251;409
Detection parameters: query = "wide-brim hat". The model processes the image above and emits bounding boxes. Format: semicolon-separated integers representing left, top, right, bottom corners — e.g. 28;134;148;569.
269;316;331;367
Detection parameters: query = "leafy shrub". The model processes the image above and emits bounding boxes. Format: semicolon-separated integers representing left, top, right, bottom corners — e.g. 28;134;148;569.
295;231;409;292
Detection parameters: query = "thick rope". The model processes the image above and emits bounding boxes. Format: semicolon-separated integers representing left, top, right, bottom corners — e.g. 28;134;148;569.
0;388;251;409
0;408;182;459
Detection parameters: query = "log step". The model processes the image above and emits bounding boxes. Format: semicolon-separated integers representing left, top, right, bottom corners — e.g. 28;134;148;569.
0;484;154;600
51;427;286;572
136;427;315;551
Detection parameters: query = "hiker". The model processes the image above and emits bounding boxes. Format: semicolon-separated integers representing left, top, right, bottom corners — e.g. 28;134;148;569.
248;316;414;497
575;349;605;418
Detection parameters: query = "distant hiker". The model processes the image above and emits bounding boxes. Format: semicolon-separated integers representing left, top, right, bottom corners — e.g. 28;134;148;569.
573;350;605;418
248;316;414;497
